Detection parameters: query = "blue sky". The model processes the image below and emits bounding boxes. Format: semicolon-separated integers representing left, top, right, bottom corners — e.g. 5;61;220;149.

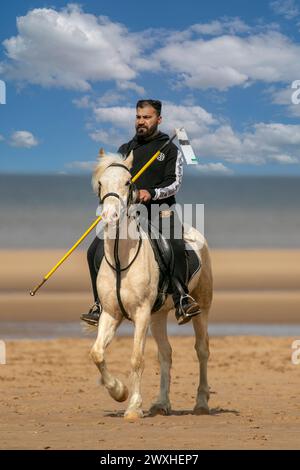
1;0;300;175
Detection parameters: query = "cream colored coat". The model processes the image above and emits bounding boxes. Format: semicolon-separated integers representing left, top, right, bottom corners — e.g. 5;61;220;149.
90;152;213;421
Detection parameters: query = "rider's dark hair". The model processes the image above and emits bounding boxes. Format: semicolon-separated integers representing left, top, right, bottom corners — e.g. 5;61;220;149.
136;99;162;116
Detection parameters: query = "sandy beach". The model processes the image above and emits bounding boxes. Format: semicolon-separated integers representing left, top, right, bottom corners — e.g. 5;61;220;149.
1;336;299;450
0;249;299;449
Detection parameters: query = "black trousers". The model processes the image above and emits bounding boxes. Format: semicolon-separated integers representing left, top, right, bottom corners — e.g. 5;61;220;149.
87;210;188;307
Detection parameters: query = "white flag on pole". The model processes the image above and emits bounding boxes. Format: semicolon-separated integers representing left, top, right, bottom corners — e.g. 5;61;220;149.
175;128;198;165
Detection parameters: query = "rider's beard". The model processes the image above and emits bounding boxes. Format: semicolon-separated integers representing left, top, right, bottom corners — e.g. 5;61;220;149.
136;122;158;139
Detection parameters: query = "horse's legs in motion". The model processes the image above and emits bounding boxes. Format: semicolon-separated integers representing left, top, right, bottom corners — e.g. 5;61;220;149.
90;311;128;402
192;309;210;414
149;310;172;416
124;306;150;421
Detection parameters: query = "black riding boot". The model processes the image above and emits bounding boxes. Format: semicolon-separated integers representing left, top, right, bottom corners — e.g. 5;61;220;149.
160;210;201;325
169;237;201;325
80;237;104;326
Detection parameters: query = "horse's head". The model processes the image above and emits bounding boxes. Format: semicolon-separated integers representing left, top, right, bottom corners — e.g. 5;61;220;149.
92;150;138;225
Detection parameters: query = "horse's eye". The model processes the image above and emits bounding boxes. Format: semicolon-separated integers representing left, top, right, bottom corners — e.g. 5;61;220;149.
125;180;131;186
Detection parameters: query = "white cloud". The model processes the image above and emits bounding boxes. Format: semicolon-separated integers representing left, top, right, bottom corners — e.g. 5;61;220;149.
66;151;121;172
73;90;128;109
252;122;300;146
0;4;150;91
89;103;300;166
89;129;110;143
190;18;250;36
10;131;39;148
90;102;215;149
92;103;216;136
193;125;244;162
270;0;299;19
271;154;298;163
66;160;95;171
267;84;300;116
193;162;234;174
269;85;293;105
116;80;145;95
160;17;278;45
72;95;93;109
96;90;126;106
73;88;132;110
161;103;217;135
192;123;300;165
2;7;297;95
89;128;125;146
94;105;136;130
2;6;300;97
153;31;300;90
89;102;216;153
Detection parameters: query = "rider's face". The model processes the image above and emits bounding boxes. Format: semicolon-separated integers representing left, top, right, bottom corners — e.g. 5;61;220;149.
135;105;162;138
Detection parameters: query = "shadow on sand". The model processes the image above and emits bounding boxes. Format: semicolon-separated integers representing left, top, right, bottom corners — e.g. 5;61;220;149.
104;407;240;418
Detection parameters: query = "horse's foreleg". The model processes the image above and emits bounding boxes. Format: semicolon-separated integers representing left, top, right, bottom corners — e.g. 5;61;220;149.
124;307;150;421
192;309;210;414
90;311;128;402
149;311;172;416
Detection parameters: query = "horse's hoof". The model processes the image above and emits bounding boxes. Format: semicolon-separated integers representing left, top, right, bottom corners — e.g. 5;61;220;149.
115;386;129;403
108;382;129;402
149;403;171;416
193;406;210;415
124;410;143;422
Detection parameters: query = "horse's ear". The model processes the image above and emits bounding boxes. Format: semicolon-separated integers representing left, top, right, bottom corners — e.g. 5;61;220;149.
91;149;110;193
123;150;134;170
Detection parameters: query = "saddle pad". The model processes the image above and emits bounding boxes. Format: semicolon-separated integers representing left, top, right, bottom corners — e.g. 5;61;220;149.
186;242;201;283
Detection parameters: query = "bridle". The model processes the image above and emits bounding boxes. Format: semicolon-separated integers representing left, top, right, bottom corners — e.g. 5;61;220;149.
99;163;137;209
98;163;142;321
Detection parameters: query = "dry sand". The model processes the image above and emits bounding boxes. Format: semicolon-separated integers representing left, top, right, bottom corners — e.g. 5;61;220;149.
0;336;299;450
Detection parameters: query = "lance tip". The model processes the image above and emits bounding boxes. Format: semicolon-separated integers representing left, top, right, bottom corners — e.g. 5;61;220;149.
30;278;46;297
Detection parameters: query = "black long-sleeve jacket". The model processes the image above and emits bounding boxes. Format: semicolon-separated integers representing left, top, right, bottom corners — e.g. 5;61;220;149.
118;131;183;207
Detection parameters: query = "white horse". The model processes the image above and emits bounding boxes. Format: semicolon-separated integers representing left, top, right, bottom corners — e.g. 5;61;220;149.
90;151;213;421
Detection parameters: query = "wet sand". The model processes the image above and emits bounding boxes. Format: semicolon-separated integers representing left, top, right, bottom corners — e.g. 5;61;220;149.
0;249;299;323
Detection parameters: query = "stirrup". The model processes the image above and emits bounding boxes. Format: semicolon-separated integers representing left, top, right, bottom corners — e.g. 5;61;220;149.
176;294;201;325
80;301;102;326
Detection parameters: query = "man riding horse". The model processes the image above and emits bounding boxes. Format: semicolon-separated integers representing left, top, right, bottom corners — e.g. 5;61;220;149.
81;99;201;326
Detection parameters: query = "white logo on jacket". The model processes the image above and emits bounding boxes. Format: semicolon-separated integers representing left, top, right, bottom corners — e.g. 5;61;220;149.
157;152;165;161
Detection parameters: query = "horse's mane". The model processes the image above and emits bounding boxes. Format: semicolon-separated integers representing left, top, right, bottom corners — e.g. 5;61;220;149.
92;152;125;194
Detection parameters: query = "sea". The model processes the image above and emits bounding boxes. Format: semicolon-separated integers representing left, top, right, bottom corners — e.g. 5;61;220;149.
0;174;299;249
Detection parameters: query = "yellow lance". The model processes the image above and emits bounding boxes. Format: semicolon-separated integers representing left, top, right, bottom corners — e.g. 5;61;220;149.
30;132;178;296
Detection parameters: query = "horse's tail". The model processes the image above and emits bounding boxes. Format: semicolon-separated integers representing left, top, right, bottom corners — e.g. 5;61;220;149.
81;322;97;335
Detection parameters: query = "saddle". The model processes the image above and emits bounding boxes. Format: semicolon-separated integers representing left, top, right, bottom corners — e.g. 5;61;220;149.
147;222;201;312
94;221;201;315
